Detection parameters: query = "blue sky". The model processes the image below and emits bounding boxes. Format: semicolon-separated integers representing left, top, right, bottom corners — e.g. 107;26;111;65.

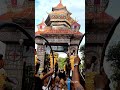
35;0;85;34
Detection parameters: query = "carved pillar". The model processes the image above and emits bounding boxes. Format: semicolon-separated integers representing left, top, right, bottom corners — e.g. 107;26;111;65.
37;44;45;72
68;46;78;56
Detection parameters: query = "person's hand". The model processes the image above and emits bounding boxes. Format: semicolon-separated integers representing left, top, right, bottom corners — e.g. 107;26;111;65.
75;84;84;90
74;55;81;65
35;74;39;77
73;81;84;90
48;68;54;75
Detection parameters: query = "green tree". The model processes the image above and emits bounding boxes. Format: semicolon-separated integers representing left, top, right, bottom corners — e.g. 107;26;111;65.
107;42;120;89
79;45;85;70
58;57;66;69
79;44;85;60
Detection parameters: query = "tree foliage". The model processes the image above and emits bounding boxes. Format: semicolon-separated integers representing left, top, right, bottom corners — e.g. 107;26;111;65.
58;57;66;69
79;44;85;60
79;45;85;71
107;42;120;81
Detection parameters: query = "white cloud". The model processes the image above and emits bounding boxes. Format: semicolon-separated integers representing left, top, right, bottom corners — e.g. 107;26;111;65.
35;0;85;33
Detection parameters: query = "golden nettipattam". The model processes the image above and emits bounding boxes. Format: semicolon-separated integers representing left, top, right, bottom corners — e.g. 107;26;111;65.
50;52;58;68
70;55;76;71
85;72;97;90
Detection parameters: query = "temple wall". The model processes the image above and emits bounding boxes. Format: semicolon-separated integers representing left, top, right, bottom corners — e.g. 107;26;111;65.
4;44;34;90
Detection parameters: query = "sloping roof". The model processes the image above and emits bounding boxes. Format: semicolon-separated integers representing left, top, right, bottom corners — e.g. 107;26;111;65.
86;12;115;23
0;6;34;21
16;6;34;18
95;12;115;23
72;22;80;26
53;0;65;9
35;29;82;36
50;10;68;14
37;19;46;27
0;12;13;21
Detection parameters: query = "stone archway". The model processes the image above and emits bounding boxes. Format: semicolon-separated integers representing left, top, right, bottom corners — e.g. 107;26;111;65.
101;17;120;90
0;22;34;90
0;22;34;45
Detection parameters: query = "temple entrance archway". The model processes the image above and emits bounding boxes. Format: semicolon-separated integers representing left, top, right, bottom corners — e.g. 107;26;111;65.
35;0;83;76
0;22;34;90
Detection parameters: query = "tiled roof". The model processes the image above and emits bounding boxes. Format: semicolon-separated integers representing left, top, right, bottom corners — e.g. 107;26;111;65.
50;10;67;14
16;7;34;18
35;29;82;36
0;12;13;21
37;19;46;27
95;12;115;22
86;12;115;23
54;0;65;9
72;22;80;26
0;6;34;21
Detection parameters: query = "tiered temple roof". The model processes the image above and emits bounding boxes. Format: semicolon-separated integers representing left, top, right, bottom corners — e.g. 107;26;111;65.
0;6;34;21
36;28;82;35
86;12;115;23
86;1;115;24
36;0;82;38
52;0;71;15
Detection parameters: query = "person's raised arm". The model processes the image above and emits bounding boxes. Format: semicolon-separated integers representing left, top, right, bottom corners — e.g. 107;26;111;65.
41;68;54;80
72;56;84;90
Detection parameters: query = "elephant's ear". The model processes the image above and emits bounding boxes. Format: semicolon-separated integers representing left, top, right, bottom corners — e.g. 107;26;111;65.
101;17;120;67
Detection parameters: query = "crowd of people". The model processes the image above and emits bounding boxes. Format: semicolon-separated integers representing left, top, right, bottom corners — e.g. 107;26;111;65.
0;54;16;90
0;52;111;90
34;55;85;90
34;54;111;90
85;56;110;90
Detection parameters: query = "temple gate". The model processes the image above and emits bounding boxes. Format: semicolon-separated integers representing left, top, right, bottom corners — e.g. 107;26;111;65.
35;0;83;70
0;0;34;90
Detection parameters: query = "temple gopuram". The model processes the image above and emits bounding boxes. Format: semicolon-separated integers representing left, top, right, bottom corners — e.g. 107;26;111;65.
35;0;83;69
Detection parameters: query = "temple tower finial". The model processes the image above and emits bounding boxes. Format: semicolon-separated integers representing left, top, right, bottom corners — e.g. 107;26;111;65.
60;0;62;4
42;18;44;22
